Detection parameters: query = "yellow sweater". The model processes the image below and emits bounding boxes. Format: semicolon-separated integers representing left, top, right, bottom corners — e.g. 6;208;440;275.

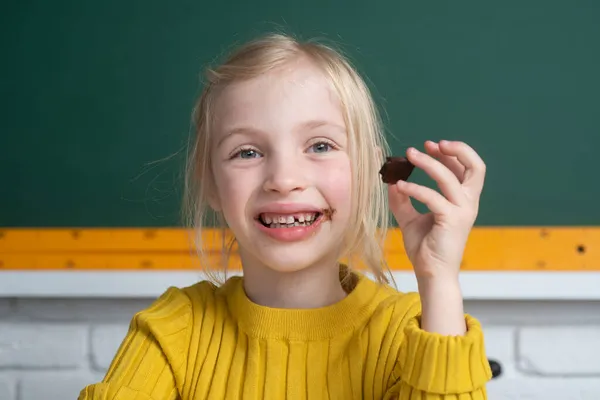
79;271;491;399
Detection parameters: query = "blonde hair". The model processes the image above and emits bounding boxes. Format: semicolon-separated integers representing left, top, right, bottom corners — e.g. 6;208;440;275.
184;33;393;285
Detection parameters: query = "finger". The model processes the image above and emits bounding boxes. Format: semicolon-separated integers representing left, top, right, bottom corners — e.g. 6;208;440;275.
424;141;466;182
438;140;486;195
406;147;466;206
395;179;452;216
388;183;420;229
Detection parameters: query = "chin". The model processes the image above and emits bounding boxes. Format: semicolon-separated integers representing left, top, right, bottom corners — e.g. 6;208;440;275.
239;239;337;275
262;245;330;272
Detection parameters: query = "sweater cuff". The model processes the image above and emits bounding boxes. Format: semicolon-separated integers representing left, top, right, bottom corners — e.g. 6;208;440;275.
396;314;492;394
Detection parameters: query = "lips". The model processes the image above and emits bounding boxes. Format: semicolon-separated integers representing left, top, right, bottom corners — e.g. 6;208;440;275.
253;204;327;242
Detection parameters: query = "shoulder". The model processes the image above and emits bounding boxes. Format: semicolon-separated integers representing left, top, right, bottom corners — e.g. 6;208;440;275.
178;279;220;307
141;280;214;318
376;282;421;310
152;278;234;324
129;279;226;343
78;280;233;399
349;273;424;343
361;275;422;326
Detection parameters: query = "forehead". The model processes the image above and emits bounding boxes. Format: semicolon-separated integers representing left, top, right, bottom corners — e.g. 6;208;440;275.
213;59;345;132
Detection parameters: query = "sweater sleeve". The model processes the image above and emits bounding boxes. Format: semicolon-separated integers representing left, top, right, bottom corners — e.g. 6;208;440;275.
78;287;192;400
385;313;492;399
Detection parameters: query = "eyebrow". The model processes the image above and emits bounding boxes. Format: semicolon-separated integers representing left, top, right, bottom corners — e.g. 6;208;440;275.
216;126;264;149
298;119;346;133
217;119;346;148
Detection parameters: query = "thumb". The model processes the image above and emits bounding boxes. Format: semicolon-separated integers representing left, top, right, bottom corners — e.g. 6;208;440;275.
388;183;419;229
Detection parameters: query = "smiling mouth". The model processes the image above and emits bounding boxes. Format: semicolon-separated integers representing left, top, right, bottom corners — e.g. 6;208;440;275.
257;212;323;228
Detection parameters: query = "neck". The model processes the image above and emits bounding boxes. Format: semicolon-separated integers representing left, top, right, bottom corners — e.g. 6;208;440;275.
240;254;347;309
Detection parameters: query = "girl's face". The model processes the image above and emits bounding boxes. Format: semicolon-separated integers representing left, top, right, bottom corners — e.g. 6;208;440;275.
210;58;353;274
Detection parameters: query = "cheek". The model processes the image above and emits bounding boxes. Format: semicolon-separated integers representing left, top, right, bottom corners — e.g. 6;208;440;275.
212;167;251;220
319;158;353;215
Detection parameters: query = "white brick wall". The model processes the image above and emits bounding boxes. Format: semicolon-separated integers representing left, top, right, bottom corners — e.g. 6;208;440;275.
487;378;600;400
0;298;151;400
0;324;87;368
0;375;16;400
519;327;600;375
0;298;599;400
90;325;129;371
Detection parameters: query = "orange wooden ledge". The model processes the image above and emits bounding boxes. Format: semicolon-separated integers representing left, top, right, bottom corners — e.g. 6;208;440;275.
0;227;599;271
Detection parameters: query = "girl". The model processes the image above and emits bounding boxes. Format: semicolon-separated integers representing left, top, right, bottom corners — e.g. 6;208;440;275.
80;33;491;399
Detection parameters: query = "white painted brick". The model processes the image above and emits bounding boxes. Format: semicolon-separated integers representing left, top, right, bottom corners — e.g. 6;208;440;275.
20;372;104;400
91;324;129;371
483;326;518;378
518;326;600;375
0;323;87;368
487;378;600;400
0;375;16;400
15;298;151;322
0;300;14;318
465;300;600;325
1;295;599;400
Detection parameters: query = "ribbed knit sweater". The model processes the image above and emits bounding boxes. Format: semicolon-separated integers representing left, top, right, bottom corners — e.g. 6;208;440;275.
79;270;491;399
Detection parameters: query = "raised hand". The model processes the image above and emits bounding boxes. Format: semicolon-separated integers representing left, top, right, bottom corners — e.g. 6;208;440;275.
389;140;486;282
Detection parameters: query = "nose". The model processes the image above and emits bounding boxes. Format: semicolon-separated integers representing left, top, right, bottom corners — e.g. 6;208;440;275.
262;154;307;194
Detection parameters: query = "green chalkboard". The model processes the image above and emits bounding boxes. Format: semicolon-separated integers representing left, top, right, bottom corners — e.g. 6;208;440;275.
1;1;598;227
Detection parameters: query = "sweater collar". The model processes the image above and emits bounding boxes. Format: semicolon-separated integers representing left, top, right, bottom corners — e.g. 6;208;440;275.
222;268;382;340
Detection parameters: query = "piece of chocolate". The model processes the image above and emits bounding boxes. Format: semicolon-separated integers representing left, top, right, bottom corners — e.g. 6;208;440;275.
379;156;415;184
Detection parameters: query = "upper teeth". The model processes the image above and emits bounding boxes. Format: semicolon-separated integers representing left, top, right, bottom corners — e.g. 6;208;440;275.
261;213;317;224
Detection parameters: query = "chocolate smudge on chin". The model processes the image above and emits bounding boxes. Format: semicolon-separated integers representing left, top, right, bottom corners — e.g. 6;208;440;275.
322;208;336;221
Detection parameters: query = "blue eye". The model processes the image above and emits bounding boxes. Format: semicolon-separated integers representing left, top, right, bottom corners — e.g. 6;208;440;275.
309;141;334;153
235;148;260;159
